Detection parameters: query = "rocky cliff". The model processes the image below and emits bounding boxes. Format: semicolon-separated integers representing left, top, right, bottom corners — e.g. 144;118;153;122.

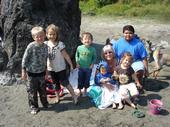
0;0;81;85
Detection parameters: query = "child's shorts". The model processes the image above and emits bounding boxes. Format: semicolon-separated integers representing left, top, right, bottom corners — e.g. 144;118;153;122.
78;68;92;89
119;82;139;99
131;61;144;72
48;70;69;91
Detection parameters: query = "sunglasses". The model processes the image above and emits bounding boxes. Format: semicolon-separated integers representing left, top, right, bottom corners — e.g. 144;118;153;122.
104;51;113;55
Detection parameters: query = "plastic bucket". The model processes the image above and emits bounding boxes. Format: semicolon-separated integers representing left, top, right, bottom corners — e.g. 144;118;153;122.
149;99;163;115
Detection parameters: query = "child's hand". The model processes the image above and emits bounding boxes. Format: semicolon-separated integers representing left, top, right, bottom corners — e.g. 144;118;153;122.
144;69;149;77
45;73;49;80
105;83;114;91
76;63;80;68
100;78;106;83
70;67;74;74
112;75;119;80
100;78;110;83
90;64;94;69
105;78;111;82
70;65;74;71
21;72;27;80
136;83;143;90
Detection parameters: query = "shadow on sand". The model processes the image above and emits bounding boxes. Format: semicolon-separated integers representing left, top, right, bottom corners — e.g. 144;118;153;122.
137;78;169;116
41;96;94;113
139;78;169;106
143;78;169;92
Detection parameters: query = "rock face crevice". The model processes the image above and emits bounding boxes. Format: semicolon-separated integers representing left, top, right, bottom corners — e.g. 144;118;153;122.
0;0;81;85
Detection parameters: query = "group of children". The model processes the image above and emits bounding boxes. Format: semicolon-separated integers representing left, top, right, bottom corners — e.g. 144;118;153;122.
21;24;97;115
22;24;141;115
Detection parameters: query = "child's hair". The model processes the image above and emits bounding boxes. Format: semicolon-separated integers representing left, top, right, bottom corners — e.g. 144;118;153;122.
46;24;60;41
101;45;115;59
81;32;93;41
31;26;44;37
123;25;135;34
120;52;133;64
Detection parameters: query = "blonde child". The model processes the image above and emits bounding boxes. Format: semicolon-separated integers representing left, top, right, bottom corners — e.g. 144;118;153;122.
21;26;49;115
114;52;140;109
45;24;78;104
75;32;97;96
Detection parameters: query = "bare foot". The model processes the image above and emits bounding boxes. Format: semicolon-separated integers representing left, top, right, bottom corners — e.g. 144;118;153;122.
131;103;137;109
55;92;60;103
76;91;82;97
76;89;82;97
137;84;143;90
73;95;78;105
112;103;116;109
117;102;124;110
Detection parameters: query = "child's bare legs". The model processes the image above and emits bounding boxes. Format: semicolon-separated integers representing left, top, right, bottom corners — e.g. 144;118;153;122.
66;84;78;104
125;98;136;109
135;70;144;89
77;88;82;96
130;94;139;105
121;91;136;109
113;94;124;109
82;88;87;97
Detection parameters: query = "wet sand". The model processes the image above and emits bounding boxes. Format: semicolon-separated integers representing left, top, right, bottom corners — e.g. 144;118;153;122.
0;16;170;127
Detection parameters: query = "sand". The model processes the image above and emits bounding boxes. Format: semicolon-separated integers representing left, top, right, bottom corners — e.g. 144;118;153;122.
0;16;170;127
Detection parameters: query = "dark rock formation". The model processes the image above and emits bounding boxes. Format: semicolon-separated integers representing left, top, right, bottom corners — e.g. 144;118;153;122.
0;0;81;85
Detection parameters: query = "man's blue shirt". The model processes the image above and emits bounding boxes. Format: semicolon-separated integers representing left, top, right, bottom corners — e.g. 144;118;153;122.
112;36;147;62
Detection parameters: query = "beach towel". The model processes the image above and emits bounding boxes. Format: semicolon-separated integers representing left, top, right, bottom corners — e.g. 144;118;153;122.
87;85;102;107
